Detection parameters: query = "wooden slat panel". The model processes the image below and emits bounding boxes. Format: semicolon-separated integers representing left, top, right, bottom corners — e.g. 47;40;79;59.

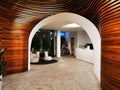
0;21;30;74
99;0;120;89
6;66;28;74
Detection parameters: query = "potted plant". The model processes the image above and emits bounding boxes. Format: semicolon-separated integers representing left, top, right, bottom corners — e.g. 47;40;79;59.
0;47;7;89
43;38;52;61
0;47;7;80
43;38;50;52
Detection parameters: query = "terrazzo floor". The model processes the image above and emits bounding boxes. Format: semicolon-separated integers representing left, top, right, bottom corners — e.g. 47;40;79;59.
2;56;101;90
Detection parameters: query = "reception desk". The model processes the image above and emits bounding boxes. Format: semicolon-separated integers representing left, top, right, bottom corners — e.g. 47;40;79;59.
75;48;94;64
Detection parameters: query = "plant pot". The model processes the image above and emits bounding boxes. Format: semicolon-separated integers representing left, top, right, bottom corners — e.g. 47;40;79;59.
0;75;2;90
44;51;52;61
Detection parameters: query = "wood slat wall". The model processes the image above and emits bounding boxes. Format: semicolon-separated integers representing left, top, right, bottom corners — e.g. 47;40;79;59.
0;0;120;89
0;22;29;74
99;1;120;89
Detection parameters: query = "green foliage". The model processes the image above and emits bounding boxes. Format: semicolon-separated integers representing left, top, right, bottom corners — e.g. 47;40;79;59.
0;47;7;75
43;38;50;51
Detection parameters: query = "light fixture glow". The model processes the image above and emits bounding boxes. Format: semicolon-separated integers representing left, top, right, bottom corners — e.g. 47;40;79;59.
62;23;80;28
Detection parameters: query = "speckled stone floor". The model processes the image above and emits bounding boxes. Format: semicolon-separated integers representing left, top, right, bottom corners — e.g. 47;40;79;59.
2;56;101;90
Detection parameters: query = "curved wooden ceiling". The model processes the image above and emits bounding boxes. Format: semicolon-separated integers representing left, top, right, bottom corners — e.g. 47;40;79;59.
0;0;120;90
0;0;119;25
0;1;108;24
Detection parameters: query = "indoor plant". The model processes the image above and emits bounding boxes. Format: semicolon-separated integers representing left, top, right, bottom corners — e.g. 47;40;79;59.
43;38;52;61
0;47;7;77
0;47;7;90
43;38;50;52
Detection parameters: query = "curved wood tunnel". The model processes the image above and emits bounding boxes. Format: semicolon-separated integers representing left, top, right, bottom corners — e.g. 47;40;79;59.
0;0;120;90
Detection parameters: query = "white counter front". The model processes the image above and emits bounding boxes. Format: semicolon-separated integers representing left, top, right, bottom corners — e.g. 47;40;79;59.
75;48;94;64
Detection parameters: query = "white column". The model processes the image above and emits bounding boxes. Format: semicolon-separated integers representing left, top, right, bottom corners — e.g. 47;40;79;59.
57;30;61;57
76;31;80;48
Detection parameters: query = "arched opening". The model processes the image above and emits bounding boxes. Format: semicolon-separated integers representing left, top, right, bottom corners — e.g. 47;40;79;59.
28;12;101;81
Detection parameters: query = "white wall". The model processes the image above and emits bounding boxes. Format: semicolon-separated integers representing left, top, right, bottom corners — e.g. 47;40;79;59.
77;31;91;46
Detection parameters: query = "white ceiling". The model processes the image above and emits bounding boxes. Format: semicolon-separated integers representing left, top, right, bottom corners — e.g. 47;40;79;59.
41;21;84;32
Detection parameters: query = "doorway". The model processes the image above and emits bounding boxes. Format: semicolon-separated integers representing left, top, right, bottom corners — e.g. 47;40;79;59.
28;12;101;81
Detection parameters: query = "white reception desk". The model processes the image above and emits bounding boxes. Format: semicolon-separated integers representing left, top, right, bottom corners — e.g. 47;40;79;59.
75;48;94;64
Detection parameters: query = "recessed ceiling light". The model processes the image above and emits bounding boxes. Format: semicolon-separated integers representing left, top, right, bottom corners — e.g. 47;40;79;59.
62;23;80;28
